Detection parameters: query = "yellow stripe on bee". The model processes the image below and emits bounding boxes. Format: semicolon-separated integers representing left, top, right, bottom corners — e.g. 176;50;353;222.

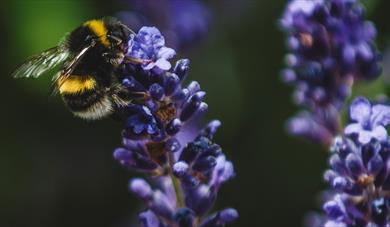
58;76;96;94
84;19;110;47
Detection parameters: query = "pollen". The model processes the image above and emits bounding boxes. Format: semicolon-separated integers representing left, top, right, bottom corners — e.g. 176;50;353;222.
299;33;313;47
357;174;374;186
155;103;177;123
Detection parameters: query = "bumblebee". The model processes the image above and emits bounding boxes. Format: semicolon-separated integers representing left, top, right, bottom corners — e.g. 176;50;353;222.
13;17;142;120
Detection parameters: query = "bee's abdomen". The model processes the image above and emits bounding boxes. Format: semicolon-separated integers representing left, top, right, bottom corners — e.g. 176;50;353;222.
59;76;113;120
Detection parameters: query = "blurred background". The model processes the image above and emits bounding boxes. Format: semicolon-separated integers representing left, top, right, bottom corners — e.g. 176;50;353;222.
1;0;390;226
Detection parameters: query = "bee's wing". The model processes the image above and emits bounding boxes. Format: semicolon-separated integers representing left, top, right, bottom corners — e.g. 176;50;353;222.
49;43;97;95
12;46;69;79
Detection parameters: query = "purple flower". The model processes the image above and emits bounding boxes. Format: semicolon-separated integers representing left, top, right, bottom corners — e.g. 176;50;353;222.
139;210;161;227
129;178;153;200
114;26;237;226
345;97;390;144
200;208;239;227
280;0;381;144
125;105;160;137
287;108;340;145
279;1;388;225
113;141;159;172
280;0;381;106
128;26;176;71
323;137;390;225
125;124;237;225
281;0;322;28
321;98;390;225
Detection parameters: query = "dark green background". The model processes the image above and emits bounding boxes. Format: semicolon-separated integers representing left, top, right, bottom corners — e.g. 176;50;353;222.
1;0;389;226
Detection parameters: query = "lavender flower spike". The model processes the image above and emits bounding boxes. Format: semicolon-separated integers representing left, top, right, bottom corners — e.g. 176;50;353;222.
280;0;381;144
280;0;381;108
322;97;390;226
114;26;237;226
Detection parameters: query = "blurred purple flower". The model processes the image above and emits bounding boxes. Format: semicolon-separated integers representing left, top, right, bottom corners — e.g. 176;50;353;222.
280;0;381;144
118;0;212;51
200;208;239;227
279;1;388;226
288;107;340;145
139;210;161;227
114;26;237;226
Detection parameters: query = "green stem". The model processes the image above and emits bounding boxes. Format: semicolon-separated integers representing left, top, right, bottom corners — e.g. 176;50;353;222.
168;152;184;208
194;217;200;227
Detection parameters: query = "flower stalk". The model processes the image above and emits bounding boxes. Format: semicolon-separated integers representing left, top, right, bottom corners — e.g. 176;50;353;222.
279;0;390;226
168;152;185;208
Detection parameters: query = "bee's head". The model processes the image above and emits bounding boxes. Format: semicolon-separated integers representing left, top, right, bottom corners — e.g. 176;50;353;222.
104;18;133;53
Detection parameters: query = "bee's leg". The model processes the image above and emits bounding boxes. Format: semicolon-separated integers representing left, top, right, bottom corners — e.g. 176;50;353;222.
107;85;131;122
123;56;152;64
107;86;146;121
106;85;130;107
107;84;148;107
102;52;125;66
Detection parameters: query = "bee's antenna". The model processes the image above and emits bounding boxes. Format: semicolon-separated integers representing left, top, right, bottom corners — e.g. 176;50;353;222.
123;24;136;35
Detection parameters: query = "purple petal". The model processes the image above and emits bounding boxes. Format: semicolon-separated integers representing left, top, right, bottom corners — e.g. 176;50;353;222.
281;0;317;28
371;104;390;127
329;154;347;175
173;161;189;177
130;178;153;200
356;42;373;61
113;148;132;160
209;155;235;187
151;190;175;219
324;221;347;227
332;176;351;190
345;153;365;176
219;208;239;223
202;120;221;139
157;177;177;203
158;47;176;59
139;210;160;227
344;123;363;135
185;184;216;215
146;124;157;134
323;195;347;220
371;126;388;141
154;58;172;70
343;45;356;64
350;96;371;124
323;170;337;183
358;130;373;144
367;154;384;175
133;124;146;135
288;0;317;14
